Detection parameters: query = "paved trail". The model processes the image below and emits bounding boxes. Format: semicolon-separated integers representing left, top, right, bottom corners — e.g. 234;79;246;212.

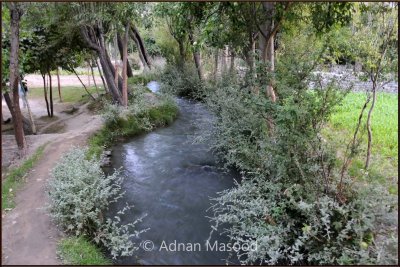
2;103;103;265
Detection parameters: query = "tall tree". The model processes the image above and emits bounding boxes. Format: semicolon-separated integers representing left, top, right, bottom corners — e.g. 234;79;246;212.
7;2;27;156
117;32;134;77
56;67;62;102
122;23;129;107
129;25;152;70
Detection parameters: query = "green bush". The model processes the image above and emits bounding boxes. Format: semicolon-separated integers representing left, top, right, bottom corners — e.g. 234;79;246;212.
159;63;205;99
48;147;146;259
210;178;397;265
202;66;397;264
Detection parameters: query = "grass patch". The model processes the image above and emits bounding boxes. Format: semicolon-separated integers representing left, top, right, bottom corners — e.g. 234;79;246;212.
324;92;398;183
329;92;398;158
87;101;178;159
57;236;111;265
28;86;105;103
2;144;46;210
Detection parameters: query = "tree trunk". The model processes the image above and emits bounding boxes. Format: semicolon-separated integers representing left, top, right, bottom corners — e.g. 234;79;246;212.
8;3;26;156
1;96;4;124
365;81;377;169
48;70;54;117
133;25;151;69
192;50;203;81
3;92;14;118
130;25;151;70
90;60;99;95
104;48;123;93
117;32;134;78
24;92;36;134
41;73;51;117
188;32;203;81
79;25;122;104
245;33;256;73
178;39;186;68
259;2;277;102
56;67;62;102
129;30;146;70
96;58;108;93
99;52;122;103
122;23;129;107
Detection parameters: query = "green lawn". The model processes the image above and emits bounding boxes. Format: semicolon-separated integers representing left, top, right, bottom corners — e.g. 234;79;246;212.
324;92;398;184
29;86;105;103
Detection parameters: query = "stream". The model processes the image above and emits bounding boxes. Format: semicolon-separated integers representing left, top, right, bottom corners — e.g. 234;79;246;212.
107;82;240;265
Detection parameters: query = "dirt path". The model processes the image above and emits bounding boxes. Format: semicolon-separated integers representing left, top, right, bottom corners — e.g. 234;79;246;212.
1;104;103;265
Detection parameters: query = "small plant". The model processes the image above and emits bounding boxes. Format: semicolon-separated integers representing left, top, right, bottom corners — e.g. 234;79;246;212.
102;103;121;127
48;147;146;259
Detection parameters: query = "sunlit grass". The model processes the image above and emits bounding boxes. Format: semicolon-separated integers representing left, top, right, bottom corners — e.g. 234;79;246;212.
330;92;398;158
324;92;398;183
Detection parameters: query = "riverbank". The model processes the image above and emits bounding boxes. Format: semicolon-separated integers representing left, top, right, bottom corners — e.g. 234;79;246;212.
1;102;103;265
1;77;178;264
53;84;179;264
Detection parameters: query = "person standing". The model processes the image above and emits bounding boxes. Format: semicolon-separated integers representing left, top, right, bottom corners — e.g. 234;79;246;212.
18;78;28;108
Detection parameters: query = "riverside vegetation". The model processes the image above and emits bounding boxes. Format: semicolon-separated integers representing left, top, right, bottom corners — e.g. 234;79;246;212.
47;76;178;264
156;13;398;261
2;2;397;265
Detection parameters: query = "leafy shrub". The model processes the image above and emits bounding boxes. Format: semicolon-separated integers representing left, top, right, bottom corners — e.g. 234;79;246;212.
210;178;397;265
48;147;146;259
201;62;398;264
159;63;204;99
102;103;121;127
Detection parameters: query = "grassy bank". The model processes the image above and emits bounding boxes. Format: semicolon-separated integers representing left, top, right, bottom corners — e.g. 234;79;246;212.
2;144;46;210
57;88;178;264
324;92;398;185
57;237;111;265
88;99;178;158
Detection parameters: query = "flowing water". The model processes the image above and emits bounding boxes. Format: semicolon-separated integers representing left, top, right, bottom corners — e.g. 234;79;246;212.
107;82;240;265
